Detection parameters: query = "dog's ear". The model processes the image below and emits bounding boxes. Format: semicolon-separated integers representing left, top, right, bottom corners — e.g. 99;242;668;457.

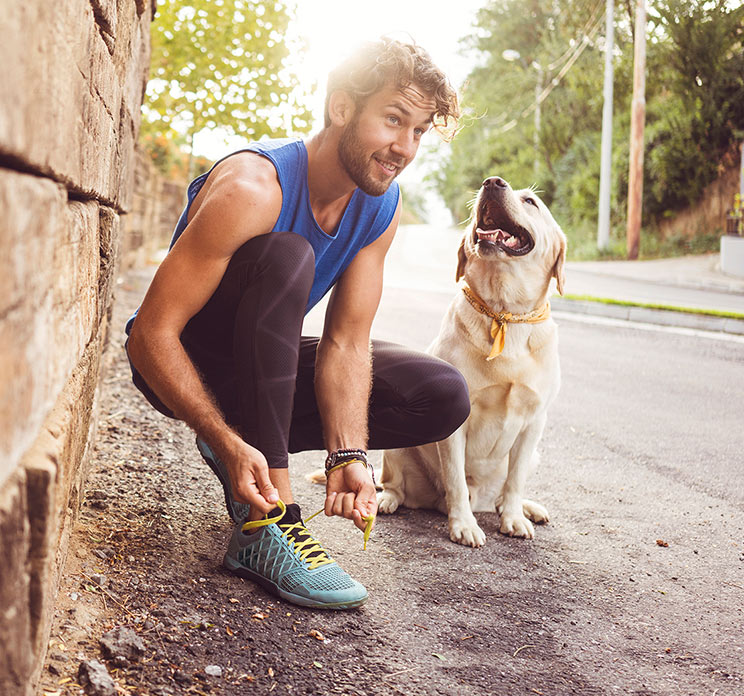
455;234;467;282
552;232;567;295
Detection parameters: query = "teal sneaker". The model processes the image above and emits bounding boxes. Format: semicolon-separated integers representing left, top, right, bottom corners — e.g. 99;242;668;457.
196;437;251;523
223;501;368;610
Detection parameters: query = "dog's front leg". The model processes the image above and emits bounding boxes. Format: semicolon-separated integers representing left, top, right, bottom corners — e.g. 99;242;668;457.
436;427;486;547
499;416;548;539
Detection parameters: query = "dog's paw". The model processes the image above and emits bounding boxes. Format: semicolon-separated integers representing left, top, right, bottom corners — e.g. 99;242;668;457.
522;499;549;524
499;513;535;539
449;517;487;547
306;468;326;485
377;490;401;514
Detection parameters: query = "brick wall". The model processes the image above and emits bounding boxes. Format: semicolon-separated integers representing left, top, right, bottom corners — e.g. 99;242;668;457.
0;2;154;693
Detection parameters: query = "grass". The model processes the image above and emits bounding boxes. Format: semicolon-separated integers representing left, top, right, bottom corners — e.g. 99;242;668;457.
565;221;723;262
560;293;744;320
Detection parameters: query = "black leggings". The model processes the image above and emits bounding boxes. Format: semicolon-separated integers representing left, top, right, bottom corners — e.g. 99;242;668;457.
130;231;470;468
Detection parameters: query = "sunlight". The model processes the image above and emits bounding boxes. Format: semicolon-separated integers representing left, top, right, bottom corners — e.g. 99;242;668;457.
288;0;481;128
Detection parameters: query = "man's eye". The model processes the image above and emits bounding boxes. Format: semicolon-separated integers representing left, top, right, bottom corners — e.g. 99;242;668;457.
387;115;400;125
524;198;538;207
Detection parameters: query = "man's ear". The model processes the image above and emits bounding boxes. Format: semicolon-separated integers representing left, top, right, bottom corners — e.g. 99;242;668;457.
327;90;356;127
455;233;468;282
552;231;567;296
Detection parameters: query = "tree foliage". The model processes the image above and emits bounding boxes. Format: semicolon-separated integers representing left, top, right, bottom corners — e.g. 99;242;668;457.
142;0;312;165
436;0;744;247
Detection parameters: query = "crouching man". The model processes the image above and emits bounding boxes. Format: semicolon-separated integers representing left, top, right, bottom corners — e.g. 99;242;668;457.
126;38;470;609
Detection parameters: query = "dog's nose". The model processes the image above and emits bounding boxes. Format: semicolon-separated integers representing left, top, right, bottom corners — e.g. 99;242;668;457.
482;176;508;189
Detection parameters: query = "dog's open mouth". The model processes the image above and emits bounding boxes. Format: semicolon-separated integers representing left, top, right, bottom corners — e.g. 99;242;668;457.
475;225;534;256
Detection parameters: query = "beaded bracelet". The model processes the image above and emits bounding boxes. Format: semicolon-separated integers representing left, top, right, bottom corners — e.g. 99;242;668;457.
324;448;376;486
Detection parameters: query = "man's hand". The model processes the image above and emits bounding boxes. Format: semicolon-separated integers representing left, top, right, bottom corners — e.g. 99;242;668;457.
217;435;279;514
324;461;377;532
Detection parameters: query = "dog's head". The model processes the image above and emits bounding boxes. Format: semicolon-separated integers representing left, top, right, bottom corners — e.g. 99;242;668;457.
456;176;566;305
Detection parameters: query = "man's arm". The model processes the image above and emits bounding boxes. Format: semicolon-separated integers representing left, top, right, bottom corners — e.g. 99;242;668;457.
317;199;402;531
126;154;282;513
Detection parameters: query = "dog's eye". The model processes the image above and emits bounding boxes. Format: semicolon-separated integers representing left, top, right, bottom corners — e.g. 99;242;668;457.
524;197;538;208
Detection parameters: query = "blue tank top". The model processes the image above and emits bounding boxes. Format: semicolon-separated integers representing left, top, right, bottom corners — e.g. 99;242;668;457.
126;137;399;333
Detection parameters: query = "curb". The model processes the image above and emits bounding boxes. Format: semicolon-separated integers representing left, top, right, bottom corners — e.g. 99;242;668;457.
551;297;744;336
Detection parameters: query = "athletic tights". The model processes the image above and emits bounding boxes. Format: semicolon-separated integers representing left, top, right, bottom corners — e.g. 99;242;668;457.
129;231;470;468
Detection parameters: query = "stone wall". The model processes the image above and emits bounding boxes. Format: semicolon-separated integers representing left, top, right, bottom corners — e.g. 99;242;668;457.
121;147;187;270
0;2;154;693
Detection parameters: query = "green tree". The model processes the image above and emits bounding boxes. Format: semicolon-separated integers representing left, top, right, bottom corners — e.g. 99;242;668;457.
434;0;615;224
438;0;744;256
142;0;312;173
643;0;744;215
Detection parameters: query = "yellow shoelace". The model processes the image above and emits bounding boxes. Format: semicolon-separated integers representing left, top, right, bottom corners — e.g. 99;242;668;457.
306;507;375;551
241;499;375;559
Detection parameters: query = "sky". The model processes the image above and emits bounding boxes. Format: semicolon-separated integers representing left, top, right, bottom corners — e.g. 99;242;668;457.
193;0;485;180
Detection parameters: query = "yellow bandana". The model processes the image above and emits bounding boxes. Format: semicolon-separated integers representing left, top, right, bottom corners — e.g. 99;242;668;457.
461;285;551;360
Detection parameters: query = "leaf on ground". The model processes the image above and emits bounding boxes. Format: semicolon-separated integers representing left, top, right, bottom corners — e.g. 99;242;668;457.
225;626;234;636
432;653;446;661
313;661;323;669
228;598;240;604
656;539;669;547
252;612;267;620
308;629;325;641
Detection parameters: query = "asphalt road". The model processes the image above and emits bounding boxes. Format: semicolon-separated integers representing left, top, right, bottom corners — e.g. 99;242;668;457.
300;280;744;695
44;242;744;696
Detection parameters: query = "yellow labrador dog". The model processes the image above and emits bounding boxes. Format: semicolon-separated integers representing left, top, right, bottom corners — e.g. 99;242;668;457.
377;176;566;547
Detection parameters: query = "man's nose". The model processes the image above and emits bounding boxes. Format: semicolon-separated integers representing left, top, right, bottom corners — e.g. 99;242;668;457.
391;130;417;160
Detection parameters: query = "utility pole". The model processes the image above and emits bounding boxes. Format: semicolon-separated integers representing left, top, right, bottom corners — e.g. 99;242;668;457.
626;0;646;260
597;0;614;251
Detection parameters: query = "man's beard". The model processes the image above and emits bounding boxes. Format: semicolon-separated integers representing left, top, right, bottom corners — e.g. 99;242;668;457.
338;118;401;197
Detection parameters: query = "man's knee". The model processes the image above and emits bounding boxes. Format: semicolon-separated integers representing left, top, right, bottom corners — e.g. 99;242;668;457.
426;362;470;439
232;231;315;291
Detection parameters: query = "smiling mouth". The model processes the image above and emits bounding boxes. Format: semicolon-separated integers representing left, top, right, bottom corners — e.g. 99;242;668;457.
475;224;534;256
374;157;401;176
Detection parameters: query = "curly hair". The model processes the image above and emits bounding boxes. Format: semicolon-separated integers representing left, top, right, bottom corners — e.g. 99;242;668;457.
324;37;460;138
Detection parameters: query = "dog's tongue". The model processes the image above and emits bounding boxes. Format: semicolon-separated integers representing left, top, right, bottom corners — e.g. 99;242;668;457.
477;227;520;248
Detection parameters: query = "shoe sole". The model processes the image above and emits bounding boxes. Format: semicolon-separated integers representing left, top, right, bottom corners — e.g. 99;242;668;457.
196;439;250;523
223;555;368;610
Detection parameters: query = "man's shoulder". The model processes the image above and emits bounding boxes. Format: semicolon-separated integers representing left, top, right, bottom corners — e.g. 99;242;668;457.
210;150;279;188
186;150;283;232
209;139;304;192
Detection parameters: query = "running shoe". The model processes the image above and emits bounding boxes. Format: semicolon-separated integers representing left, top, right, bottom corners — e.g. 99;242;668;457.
223;501;368;609
196;437;252;523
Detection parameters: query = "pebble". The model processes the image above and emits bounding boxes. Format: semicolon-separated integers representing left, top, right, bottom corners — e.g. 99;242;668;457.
90;574;107;587
78;659;116;696
205;665;223;677
99;626;146;661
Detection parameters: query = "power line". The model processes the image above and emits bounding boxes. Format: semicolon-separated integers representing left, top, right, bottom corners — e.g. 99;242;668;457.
485;6;606;135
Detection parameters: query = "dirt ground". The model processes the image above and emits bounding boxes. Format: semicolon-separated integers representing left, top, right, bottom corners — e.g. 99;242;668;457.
39;267;744;696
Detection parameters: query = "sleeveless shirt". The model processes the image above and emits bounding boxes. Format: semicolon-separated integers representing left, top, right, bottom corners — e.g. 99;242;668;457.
126;137;400;333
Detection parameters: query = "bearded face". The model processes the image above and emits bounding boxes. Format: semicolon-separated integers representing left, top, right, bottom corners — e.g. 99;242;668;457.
337;113;403;197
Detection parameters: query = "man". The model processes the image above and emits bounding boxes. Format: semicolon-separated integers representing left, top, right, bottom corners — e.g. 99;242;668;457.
126;38;470;610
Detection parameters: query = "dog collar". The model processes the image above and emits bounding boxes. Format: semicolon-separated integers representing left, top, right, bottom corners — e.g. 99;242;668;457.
461;284;550;360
